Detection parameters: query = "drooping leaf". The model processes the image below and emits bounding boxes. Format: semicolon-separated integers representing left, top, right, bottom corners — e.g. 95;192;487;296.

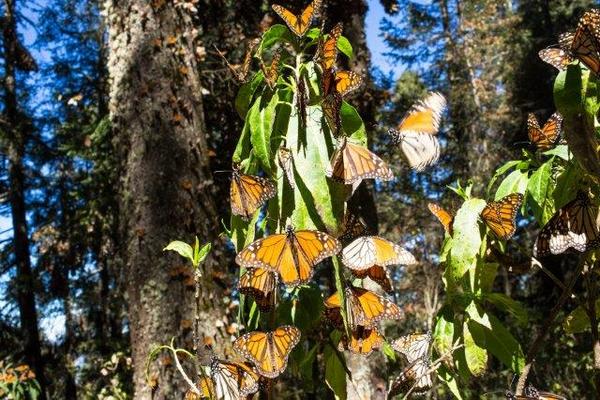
163;241;194;263
341;101;366;144
463;320;488;376
325;331;347;400
337;36;353;60
249;92;279;174
258;24;295;53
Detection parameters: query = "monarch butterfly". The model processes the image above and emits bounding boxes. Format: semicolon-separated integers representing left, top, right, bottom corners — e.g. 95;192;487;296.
351;265;393;293
198;358;260;400
388;357;432;397
186;376;213;399
316;23;343;71
230;165;276;220
428;202;454;235
322;92;343;135
527;113;562;151
506;386;567;400
239;267;277;313
215;39;259;84
326;137;394;184
235;225;341;286
391;331;432;363
324;285;404;328
388;92;446;171
341;236;417;271
277;147;296;190
261;49;282;90
322;69;363;98
339;325;384;355
233;325;301;378
534;190;600;257
339;212;369;244
538;47;574;71
481;193;523;240
272;0;322;37
296;76;308;127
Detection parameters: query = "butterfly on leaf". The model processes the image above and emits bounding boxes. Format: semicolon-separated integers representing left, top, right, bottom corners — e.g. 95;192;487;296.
230;165;276;220
388;358;432;398
351;265;393;293
277;147;296;190
272;0;322;37
527;112;562;151
239;267;277;313
261;49;282;90
296;76;308;127
506;386;567;400
428;203;454;235
388;92;446;171
322;92;343;135
326;137;394;184
324;285;404;328
235;225;341;286
316;23;343;71
322;69;363;98
534;190;600;257
233;325;301;378
338;325;384;355
194;358;260;400
481;193;523;240
215;38;259;84
341;236;417;271
391;331;432;363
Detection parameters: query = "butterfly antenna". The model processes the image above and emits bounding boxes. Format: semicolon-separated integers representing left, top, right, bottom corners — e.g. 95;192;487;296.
213;169;232;174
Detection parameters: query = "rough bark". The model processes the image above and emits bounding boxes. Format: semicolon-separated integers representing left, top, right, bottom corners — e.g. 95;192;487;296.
103;0;227;397
1;0;46;397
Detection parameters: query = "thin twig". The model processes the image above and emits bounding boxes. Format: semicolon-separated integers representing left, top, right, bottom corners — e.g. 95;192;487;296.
531;257;567;292
583;264;600;398
515;259;585;395
170;343;200;396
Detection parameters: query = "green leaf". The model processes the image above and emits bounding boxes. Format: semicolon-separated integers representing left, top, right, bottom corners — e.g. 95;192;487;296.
495;169;528;200
564;299;600;334
249;92;279;174
485;293;529;326
340;101;366;144
297;343;319;384
163;241;194;263
236;73;264;119
463;320;488;376
258;24;295;53
337;36;353;60
325;332;347;400
527;158;555;224
447;199;486;282
486;159;520;197
194;242;211;267
382;341;396;361
233;117;252;163
434;305;456;357
543;145;570;160
292;284;325;330
474;262;498;294
437;365;464;400
554;161;584;208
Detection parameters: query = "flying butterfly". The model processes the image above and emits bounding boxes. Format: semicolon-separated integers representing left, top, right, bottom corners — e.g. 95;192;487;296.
324;285;404;328
339;211;369;244
391;331;432;363
215;38;259;84
339;325;384;355
428;203;454;235
239;267;277;313
351;265;393;293
197;358;260;400
341;236;417;271
230;165;276;220
388;92;447;171
388;358;432;398
326;137;394;184
272;0;322;37
261;49;282;90
534;190;600;257
233;325;301;378
316;23;343;71
322;92;343;135
527;112;562;151
235;225;341;286
278;147;296;190
481;193;523;240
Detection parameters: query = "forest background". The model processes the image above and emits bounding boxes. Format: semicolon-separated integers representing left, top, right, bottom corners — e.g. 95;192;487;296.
1;0;599;399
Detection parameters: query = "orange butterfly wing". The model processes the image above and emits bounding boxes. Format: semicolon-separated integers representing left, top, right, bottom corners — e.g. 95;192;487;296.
327;139;394;184
481;193;523;240
341;236;416;270
272;0;321;37
527;113;562;151
571;9;600;75
322;92;343;135
230;169;276;220
427;202;454;235
317;23;343;71
239;267;277;312
261;49;282;90
351;265;393;293
340;326;384;355
396;92;446;135
334;70;363;96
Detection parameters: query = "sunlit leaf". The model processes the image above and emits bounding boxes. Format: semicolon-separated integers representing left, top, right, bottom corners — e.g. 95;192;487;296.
495;169;527;200
527;158;554;224
464;320;487;376
163;241;194;263
447;199;486;281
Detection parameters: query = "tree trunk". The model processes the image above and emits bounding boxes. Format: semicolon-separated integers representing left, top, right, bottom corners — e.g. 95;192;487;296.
103;1;227;397
1;1;46;397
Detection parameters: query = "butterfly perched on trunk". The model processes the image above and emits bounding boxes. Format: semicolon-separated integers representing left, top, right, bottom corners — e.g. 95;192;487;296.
214;38;259;84
388;357;432;398
238;267;277;312
230;165;276;221
341;235;416;270
261;49;282;90
391;331;432;363
324;285;404;329
428;202;454;235
326;137;394;184
539;9;600;75
277;147;296;190
233;325;301;378
235;225;341;286
388;92;446;171
527;112;563;151
534;190;600;257
272;0;322;38
481;193;523;240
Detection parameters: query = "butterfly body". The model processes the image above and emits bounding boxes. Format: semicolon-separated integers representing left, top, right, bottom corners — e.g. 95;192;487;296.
230;167;276;220
233;325;301;378
339;325;384;355
277;147;296;190
481;193;523;240
428;202;454;235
